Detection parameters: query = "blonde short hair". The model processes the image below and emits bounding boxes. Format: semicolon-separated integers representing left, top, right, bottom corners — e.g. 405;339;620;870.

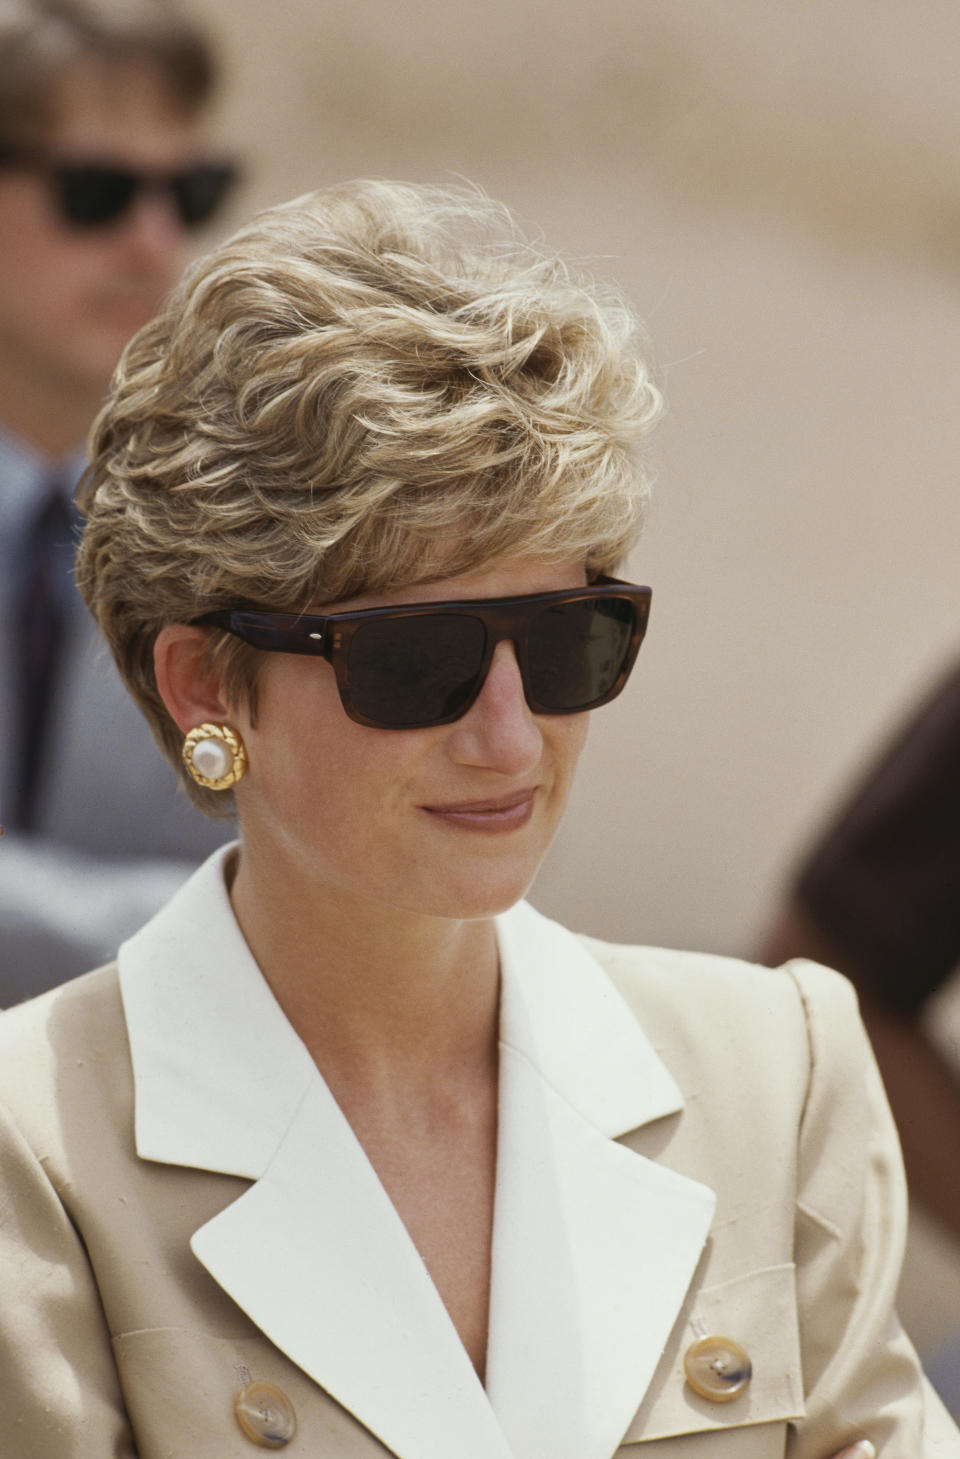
76;179;663;815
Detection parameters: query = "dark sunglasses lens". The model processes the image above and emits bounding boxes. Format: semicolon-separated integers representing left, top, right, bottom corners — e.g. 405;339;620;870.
528;596;635;711
348;614;487;727
56;165;135;225
171;163;236;226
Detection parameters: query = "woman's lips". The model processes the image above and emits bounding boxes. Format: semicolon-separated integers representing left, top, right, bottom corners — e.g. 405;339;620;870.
421;790;537;832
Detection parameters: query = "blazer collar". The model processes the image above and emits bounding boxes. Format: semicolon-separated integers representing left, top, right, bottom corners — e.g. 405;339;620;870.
119;844;315;1179
120;846;715;1459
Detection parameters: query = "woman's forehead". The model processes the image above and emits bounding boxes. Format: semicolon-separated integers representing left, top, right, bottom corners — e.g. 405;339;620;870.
315;554;588;615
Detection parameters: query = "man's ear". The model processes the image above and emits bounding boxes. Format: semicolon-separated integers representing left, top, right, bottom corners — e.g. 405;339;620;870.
154;625;234;735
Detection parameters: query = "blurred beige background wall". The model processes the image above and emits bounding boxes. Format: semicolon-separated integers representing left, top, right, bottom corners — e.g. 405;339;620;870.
193;0;960;965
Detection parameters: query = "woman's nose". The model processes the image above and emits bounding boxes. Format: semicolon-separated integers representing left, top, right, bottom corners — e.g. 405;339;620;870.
446;640;542;774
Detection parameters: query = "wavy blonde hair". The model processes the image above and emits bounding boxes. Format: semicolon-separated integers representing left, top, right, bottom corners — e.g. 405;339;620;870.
76;179;663;814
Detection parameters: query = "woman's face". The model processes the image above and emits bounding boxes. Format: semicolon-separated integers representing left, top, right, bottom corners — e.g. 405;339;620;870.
232;556;591;924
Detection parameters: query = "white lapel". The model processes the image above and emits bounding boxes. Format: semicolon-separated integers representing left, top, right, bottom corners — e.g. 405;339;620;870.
120;847;511;1459
120;852;715;1459
191;1075;511;1459
488;902;716;1459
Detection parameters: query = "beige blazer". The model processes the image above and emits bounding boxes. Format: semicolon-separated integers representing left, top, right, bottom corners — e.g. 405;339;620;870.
0;846;956;1458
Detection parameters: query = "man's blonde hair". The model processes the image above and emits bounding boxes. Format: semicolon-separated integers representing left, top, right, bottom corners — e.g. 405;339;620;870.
76;179;663;814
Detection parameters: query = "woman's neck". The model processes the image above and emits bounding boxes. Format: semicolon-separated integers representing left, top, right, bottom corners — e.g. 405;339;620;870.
228;838;502;1381
228;838;502;1099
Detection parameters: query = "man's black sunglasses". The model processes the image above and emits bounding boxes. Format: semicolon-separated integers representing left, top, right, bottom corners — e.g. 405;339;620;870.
193;577;652;731
0;146;238;228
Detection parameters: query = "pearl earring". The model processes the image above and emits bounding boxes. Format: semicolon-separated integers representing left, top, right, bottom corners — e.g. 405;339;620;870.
182;723;247;791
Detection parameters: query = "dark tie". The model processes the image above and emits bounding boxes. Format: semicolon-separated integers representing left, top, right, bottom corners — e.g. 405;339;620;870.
11;480;79;829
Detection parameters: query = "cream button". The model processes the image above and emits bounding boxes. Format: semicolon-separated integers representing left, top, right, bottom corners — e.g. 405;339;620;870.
683;1334;752;1402
234;1380;297;1447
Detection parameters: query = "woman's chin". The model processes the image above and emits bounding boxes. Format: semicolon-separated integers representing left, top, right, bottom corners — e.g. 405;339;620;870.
400;866;539;925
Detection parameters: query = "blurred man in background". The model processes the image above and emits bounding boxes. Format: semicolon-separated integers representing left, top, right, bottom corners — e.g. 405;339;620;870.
0;0;237;1003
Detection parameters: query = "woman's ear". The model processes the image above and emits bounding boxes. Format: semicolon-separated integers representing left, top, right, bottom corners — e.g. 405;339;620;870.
154;625;233;736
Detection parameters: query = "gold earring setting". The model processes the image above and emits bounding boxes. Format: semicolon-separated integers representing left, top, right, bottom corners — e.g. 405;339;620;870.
182;723;247;791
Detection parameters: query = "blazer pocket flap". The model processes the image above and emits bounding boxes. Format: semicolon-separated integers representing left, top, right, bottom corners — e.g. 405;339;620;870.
620;1263;805;1443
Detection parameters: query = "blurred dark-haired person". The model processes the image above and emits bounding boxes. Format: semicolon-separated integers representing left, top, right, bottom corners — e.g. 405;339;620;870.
0;0;238;1002
760;658;960;1418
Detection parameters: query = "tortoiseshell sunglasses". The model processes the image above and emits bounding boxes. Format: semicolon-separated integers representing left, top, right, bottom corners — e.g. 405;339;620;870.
193;577;651;730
